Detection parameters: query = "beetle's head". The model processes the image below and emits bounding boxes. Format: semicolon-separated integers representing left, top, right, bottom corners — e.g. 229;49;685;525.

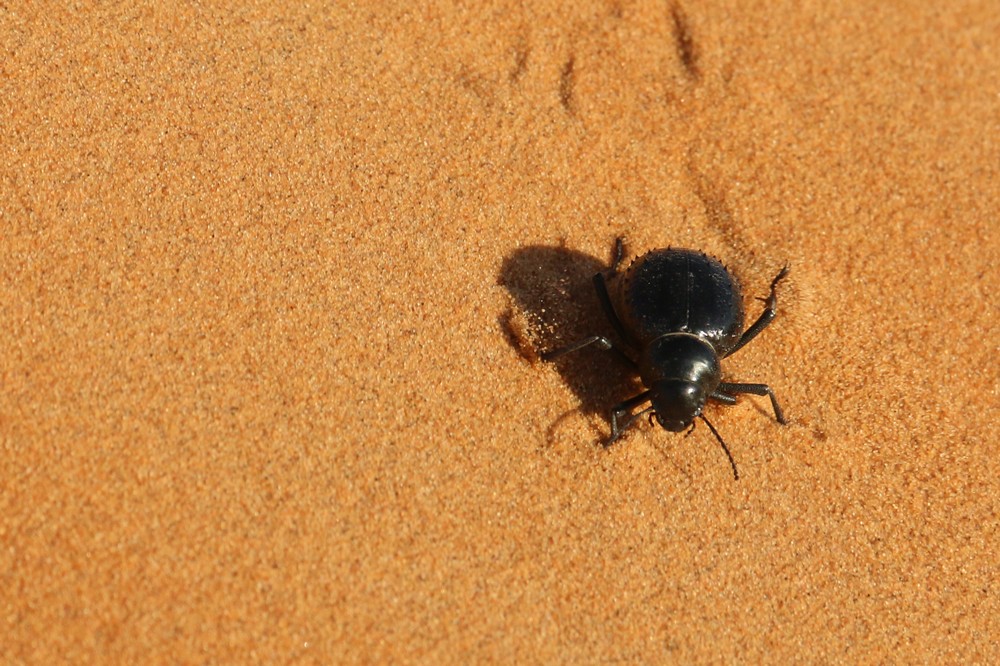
649;380;705;431
640;334;721;431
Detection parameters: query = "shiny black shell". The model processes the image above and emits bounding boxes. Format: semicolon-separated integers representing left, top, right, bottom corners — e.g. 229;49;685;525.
612;249;744;354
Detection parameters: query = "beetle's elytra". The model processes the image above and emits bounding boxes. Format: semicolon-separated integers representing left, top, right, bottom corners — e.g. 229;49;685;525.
541;238;788;480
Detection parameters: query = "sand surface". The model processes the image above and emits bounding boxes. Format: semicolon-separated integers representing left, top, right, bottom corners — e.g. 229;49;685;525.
2;1;998;662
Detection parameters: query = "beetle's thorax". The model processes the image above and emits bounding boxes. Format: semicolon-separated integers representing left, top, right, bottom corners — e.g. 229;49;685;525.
638;333;722;392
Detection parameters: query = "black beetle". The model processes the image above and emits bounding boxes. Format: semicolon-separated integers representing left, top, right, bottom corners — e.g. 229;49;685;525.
541;238;788;479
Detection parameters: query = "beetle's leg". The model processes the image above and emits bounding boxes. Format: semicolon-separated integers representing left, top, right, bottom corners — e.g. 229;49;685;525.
540;334;635;366
542;237;637;364
708;390;738;405
725;265;789;358
715;382;786;424
540;238;636;368
609;237;625;273
608;390;653;445
594;239;638;351
592;271;637;351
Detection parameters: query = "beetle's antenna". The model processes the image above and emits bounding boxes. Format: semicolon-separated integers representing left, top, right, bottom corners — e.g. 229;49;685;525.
700;415;739;480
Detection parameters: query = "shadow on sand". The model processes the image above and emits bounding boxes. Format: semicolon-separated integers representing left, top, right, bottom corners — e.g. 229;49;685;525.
497;242;641;438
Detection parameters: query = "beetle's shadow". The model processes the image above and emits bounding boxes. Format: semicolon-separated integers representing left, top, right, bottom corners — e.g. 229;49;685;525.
498;244;641;433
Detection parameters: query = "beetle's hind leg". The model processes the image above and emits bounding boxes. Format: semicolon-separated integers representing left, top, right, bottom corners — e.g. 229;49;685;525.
592;238;637;351
540;334;634;368
540;237;636;365
592;271;636;354
713;382;786;424
725;265;789;358
609;237;626;273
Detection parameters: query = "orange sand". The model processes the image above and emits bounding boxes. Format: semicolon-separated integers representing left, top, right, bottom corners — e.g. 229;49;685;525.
2;2;998;662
